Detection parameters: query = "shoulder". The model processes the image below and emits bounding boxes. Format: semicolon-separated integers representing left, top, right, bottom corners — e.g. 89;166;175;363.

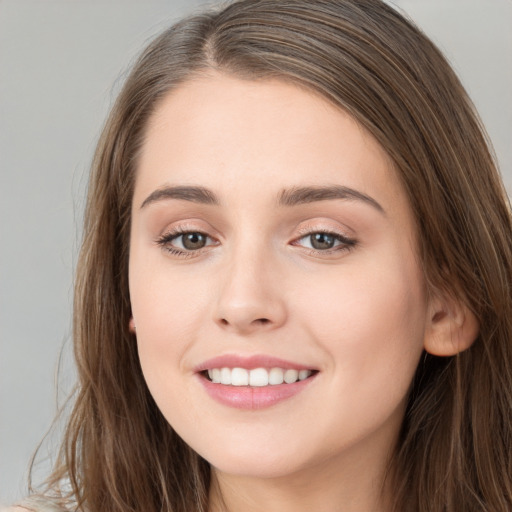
1;498;69;512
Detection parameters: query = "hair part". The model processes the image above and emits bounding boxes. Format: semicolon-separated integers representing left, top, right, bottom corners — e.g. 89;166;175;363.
31;1;512;511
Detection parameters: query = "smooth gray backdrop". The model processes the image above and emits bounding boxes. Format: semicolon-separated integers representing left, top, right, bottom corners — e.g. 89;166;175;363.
1;0;511;506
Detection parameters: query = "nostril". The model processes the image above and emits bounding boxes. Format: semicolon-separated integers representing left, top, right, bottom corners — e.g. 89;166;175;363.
216;312;281;333
219;318;270;326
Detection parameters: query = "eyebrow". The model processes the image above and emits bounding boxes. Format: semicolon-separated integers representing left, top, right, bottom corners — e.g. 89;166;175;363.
140;184;384;214
140;185;219;209
278;185;384;213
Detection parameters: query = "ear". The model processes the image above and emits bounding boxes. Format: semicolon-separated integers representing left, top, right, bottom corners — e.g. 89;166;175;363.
423;290;479;356
128;317;136;334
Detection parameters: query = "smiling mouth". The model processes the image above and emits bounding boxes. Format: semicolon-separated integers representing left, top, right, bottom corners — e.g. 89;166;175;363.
202;367;318;387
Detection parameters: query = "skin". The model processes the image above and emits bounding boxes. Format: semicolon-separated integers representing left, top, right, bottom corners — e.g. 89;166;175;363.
128;72;460;512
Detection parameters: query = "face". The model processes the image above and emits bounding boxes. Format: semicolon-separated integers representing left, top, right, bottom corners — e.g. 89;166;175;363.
129;73;429;482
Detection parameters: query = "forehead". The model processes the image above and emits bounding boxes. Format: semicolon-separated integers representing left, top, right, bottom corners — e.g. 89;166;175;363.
135;72;408;219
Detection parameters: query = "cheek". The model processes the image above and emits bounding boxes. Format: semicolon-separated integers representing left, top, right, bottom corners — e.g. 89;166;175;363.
129;266;216;434
128;255;211;394
283;248;427;456
298;245;427;395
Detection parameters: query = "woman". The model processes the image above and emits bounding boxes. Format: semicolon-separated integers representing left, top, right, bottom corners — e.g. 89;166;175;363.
12;0;512;511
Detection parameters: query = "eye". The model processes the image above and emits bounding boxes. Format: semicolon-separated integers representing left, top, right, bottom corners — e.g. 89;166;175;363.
305;232;337;250
175;232;209;250
156;229;217;255
294;231;356;253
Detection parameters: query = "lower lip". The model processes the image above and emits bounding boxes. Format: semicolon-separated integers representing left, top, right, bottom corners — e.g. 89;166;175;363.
198;373;317;410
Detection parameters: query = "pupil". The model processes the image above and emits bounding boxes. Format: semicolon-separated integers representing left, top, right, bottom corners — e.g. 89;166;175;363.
183;233;206;250
311;233;335;250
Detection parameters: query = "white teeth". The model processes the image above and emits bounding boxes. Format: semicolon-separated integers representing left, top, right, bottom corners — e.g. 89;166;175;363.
210;368;221;383
249;368;269;387
284;369;299;384
268;367;284;385
206;367;313;386
299;369;312;381
220;367;232;385
231;367;249;386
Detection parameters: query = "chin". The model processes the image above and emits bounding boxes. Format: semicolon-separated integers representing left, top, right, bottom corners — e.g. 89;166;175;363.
189;431;318;480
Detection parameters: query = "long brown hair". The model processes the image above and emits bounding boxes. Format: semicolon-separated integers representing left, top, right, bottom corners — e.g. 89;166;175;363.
31;1;512;511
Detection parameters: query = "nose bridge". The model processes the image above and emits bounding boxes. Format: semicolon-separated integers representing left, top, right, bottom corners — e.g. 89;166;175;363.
214;233;286;334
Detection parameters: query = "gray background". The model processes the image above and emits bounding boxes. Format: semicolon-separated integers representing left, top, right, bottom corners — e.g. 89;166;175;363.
1;0;511;506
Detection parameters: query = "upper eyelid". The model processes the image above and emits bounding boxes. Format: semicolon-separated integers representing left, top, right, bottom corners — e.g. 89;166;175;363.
157;221;217;239
294;224;355;240
296;230;351;240
157;229;216;243
156;222;354;239
295;226;349;235
154;212;357;236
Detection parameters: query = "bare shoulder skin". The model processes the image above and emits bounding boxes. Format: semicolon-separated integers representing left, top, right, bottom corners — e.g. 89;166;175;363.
1;499;68;512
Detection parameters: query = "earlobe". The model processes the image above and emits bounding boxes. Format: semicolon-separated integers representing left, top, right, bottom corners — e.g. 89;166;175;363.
129;317;136;334
423;292;479;356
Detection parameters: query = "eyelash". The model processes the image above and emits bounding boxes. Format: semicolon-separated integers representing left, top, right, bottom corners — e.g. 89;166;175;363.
155;227;217;259
293;228;357;255
155;227;357;258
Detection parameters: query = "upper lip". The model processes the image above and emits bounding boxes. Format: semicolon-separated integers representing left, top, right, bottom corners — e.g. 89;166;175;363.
194;354;317;373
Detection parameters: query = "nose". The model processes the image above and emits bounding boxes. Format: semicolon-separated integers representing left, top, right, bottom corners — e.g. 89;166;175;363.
213;249;287;336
